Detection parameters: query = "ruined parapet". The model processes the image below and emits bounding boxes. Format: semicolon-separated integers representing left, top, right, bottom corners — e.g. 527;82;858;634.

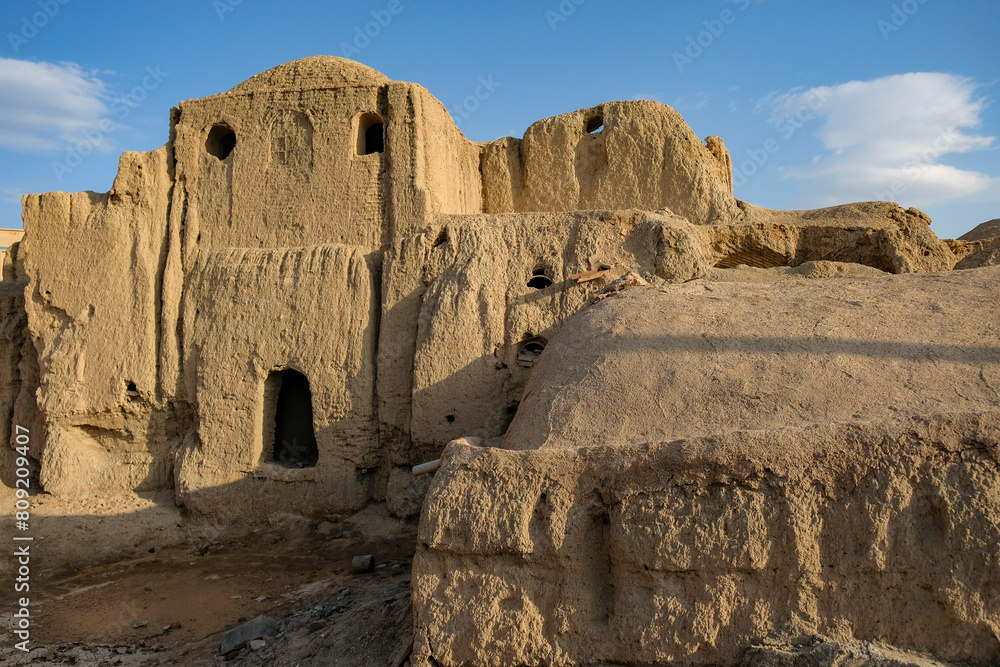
480;100;739;224
703;201;953;273
17;147;172;495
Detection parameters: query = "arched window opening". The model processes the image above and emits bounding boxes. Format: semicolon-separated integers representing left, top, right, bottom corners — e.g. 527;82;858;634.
206;124;236;160
527;267;554;290
517;337;547;368
263;369;318;468
357;112;384;155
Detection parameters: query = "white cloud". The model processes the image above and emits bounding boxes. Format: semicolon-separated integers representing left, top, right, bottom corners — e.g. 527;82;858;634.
0;58;114;152
766;72;997;206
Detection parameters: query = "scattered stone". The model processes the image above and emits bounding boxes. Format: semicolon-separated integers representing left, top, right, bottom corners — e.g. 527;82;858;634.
387;466;434;519
351;555;374;573
249;639;266;651
316;521;336;536
220;615;278;655
738;638;954;667
132;620;147;629
740;641;840;667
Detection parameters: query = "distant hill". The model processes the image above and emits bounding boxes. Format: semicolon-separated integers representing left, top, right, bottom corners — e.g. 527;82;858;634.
959;218;1000;241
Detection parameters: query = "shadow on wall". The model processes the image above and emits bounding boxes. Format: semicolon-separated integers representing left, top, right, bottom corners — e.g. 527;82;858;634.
0;394;187;496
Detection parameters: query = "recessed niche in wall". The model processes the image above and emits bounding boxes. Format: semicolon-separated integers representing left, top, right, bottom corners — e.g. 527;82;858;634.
270;110;314;170
263;369;318;468
527;268;554;290
356;112;384;155
713;246;790;270
205;124;237;160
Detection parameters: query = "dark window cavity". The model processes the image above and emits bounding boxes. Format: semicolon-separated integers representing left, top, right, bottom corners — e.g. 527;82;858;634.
357;112;384;155
527;268;553;290
264;369;318;468
206;124;237;160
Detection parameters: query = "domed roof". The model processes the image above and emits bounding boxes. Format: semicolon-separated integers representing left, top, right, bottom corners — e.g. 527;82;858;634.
228;56;390;94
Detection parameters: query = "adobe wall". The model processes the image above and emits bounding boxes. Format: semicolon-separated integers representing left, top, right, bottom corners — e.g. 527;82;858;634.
480;100;738;223
0;56;972;525
175;244;379;517
0;271;29;488
413;267;1000;666
172;68;388;252
18;147;172;495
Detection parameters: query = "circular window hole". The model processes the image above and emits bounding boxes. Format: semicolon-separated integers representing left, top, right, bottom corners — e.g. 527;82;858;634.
206;124;236;160
527;268;553;290
585;115;604;134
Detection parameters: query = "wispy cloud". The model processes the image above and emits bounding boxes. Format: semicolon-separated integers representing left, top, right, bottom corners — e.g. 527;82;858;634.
0;187;25;204
0;58;114;152
764;72;997;206
670;90;713;112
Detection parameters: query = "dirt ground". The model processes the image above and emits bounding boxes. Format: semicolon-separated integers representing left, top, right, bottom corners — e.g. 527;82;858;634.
0;488;417;666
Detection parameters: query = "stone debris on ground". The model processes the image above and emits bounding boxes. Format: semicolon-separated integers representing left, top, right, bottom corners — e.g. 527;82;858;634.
220;615;278;655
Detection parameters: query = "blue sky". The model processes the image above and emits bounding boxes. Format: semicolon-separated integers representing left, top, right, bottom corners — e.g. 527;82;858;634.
0;0;997;239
